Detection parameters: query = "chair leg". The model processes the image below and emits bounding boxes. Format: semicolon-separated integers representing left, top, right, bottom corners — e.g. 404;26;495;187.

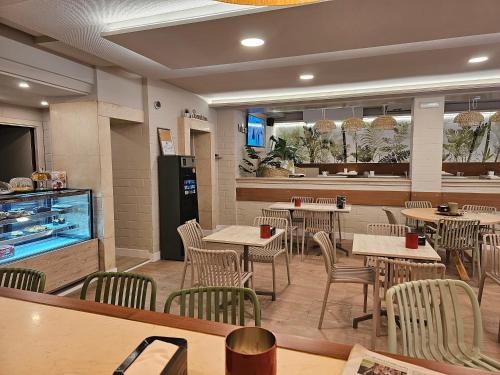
296;228;300;257
271;259;277;301
478;274;486;305
301;228;306;261
363;284;368;313
285;252;291;285
372;286;380;350
180;261;188;289
318;280;332;329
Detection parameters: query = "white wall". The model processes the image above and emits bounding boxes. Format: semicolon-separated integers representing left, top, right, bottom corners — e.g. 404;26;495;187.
96;68;143;111
144;79;217;256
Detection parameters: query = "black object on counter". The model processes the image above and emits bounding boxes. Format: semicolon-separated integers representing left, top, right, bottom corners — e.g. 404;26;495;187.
336;195;346;209
158;156;199;261
437;204;449;213
418;234;426;246
114;336;187;375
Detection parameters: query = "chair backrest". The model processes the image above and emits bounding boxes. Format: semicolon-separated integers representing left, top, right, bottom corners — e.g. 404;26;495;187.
189;247;243;287
305;210;332;233
253;216;288;250
462;204;497;214
177;220;204;261
483;234;500;276
261;208;292;225
0;267;45;293
316;197;336;204
435;219;480;250
382;207;398;225
367;223;410;237
313;231;337;274
375;258;445;302
164;286;261;326
80;271;157;311
290;196;313;219
405;200;432;209
386;279;482;363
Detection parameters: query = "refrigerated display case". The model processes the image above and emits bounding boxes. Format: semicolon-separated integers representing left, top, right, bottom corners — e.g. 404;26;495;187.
0;189;98;291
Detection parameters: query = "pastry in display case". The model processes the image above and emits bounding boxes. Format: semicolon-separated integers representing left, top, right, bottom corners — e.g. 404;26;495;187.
0;189;93;264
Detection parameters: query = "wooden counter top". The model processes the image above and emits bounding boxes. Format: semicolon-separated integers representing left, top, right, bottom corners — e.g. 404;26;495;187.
0;288;491;375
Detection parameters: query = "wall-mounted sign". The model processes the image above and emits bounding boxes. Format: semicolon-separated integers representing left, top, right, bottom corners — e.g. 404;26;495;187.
157;128;175;155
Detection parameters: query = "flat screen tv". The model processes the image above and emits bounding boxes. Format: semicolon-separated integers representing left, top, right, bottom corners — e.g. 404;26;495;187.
246;114;265;148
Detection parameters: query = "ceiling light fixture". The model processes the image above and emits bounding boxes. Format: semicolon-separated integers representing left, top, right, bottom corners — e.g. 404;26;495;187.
314;108;336;134
299;74;314;80
372;105;397;130
241;38;264;47
490;111;500;123
219;0;318;5
40;101;49;106
454;97;484;127
342;107;365;132
468;56;488;64
18;82;30;88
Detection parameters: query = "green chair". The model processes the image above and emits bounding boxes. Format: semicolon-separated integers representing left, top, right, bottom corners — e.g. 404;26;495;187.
80;271;157;311
0;267;45;293
386;279;500;371
164;286;261;326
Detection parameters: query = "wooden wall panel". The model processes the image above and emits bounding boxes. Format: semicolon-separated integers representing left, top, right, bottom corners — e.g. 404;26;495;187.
236;188;410;206
297;162;409;176
411;192;500;209
1;239;99;293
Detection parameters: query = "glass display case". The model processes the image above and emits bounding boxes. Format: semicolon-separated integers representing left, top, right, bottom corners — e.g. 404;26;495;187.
0;189;92;265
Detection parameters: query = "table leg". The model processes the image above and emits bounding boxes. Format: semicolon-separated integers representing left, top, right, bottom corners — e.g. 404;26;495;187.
243;244;249;288
452;250;470;281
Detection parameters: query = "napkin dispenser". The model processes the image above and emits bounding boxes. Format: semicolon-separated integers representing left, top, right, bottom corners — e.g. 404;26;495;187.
114;336;187;375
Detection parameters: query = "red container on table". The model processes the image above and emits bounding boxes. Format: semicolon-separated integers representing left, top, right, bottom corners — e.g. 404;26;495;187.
294;197;301;207
405;232;419;249
260;224;271;239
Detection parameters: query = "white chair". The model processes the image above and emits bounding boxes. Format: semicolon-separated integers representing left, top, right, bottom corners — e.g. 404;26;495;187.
189;247;253;288
463;204;497;234
313;231;374;330
262;208;299;256
304;209;333;258
290;196;313;255
250;216;291;300
367;223;410;237
404;200;432;229
177;220;204;289
382;207;399;225
478;234;500;304
316;197;348;256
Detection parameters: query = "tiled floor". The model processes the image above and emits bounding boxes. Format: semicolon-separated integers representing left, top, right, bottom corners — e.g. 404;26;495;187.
71;241;500;360
115;255;148;272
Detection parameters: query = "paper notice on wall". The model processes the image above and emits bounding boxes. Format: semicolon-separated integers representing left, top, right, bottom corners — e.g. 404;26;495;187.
341;345;444;375
157;128;175;155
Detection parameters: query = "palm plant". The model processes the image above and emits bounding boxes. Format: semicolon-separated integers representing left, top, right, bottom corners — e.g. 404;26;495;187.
300;126;331;163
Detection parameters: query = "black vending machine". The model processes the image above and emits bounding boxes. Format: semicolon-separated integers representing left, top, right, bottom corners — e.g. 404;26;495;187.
158;155;199;260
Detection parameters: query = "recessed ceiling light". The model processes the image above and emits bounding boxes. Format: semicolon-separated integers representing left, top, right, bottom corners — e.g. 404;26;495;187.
18;82;30;88
40;100;49;106
241;38;264;47
300;74;314;80
468;56;488;64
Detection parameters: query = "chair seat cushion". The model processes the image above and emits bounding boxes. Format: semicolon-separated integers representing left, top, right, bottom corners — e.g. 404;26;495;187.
248;247;286;262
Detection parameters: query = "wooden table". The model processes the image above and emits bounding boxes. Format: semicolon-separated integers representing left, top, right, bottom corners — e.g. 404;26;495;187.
203;225;285;299
268;202;352;252
351;234;440;329
0;288;490;375
401;208;500;281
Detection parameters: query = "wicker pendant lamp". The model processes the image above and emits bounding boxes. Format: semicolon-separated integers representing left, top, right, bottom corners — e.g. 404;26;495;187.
490;111;500;123
372;105;397;130
217;0;318;5
314;108;336;134
342;107;365;132
454;97;484;127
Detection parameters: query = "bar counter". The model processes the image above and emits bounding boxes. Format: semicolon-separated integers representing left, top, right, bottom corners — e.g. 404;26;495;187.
0;287;491;375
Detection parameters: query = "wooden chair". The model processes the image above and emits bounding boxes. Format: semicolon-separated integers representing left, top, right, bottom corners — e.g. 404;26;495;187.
404;200;432;229
262;208;299;256
80;271;157;311
382;207;398;225
373;258;445;347
251;216;291;300
478;234;500;305
189;247;253;288
386;279;500;371
0;267;45;293
177;220;205;289
313;231;374;329
431;219;480;280
164;286;261;326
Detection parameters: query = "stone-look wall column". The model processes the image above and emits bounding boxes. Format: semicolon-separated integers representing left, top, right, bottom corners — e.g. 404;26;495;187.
410;97;445;193
49;101;116;271
216;109;246;225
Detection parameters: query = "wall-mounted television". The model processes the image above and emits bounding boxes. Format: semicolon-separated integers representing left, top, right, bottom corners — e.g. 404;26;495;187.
246;114;265;148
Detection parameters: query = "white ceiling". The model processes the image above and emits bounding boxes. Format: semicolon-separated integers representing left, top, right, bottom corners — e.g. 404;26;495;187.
1;0;500;106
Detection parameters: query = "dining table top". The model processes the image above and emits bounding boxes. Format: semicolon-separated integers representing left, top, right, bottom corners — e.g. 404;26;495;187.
0;287;490;375
202;225;285;247
401;207;500;225
268;202;352;213
352;233;441;261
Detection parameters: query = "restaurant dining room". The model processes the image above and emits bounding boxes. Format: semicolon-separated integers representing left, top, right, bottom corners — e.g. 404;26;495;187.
1;0;500;374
